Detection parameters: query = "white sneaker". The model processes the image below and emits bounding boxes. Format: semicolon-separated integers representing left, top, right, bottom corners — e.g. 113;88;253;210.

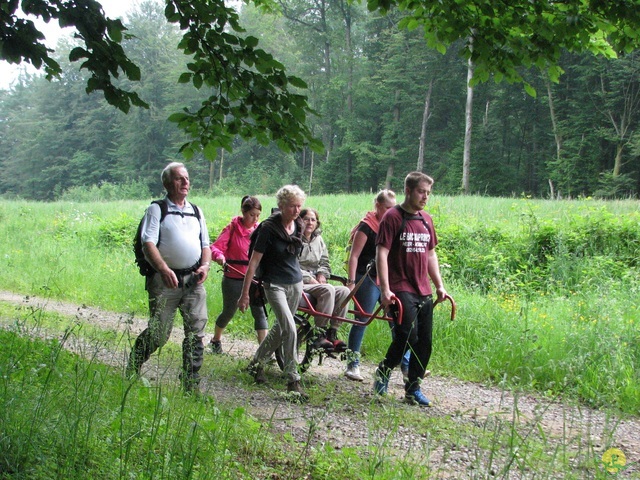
344;365;364;382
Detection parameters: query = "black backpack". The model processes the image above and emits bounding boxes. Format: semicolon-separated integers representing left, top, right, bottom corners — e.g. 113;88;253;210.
133;199;201;276
247;221;264;280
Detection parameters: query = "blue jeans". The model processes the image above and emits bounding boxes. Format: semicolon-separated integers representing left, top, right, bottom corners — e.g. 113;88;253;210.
347;274;380;368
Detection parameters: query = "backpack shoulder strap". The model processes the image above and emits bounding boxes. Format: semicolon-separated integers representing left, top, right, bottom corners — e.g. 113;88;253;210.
414;210;430;230
394;205;430;236
190;202;201;220
151;199;168;222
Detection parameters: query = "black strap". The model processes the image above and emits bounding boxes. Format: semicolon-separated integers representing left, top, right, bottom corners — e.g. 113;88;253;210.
172;260;202;277
157;200;203;266
226;259;249;265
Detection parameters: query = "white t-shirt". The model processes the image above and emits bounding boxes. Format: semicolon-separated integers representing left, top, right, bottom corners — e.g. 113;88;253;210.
141;198;210;270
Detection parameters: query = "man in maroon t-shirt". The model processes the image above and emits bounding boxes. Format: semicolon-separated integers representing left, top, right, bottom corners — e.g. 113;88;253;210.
374;171;448;406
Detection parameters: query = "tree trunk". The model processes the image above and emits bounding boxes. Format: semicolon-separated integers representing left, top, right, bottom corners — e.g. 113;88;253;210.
385;162;394;190
218;147;224;183
387;89;400;189
462;54;474;194
309;150;315;195
343;2;353;190
323;32;332;161
545;77;562;163
417;78;434;172
209;159;214;190
614;143;623;177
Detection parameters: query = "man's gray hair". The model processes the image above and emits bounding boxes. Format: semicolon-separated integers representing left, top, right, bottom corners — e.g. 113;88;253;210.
162;162;187;186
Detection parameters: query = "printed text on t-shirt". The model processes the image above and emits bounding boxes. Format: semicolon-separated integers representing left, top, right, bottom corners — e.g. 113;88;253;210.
400;231;431;253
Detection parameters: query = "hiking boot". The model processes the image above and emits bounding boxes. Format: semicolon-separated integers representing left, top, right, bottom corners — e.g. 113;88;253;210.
179;372;201;394
247;361;266;384
125;361;141;379
209;340;223;354
404;389;432;407
344;365;364;382
373;367;390;395
326;327;347;352
287;380;309;402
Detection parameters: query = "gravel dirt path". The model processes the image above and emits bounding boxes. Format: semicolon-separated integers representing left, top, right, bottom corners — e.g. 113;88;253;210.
1;291;638;478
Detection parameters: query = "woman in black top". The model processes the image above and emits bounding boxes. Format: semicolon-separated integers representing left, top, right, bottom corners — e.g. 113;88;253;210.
344;189;396;381
238;185;308;400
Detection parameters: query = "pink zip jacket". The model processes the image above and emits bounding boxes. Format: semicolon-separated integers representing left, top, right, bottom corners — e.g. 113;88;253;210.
210;216;258;279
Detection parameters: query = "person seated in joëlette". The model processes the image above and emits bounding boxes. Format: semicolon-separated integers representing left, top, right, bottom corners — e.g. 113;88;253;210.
298;208;350;352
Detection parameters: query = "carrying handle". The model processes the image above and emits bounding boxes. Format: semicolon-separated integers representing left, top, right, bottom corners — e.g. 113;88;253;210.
434;293;456;321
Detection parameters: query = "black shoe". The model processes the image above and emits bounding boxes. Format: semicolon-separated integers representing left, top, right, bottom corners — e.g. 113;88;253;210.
326;328;347;352
287;380;309;403
247;361;266;384
209;340;223;354
179;372;200;393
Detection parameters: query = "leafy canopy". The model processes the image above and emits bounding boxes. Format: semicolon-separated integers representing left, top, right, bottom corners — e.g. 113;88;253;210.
3;0;640;156
0;0;323;159
367;0;640;95
1;0;146;111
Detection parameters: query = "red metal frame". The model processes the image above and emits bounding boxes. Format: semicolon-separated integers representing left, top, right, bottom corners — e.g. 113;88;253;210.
223;263;402;326
223;263;456;325
297;289;403;326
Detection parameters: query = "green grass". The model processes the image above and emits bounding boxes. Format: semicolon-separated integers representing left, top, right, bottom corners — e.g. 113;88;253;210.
0;195;639;414
0;307;616;479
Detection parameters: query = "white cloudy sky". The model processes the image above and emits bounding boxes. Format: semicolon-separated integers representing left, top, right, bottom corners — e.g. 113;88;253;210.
1;0;137;89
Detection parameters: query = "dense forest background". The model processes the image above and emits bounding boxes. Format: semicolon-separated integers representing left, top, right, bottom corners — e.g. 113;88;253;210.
1;0;639;200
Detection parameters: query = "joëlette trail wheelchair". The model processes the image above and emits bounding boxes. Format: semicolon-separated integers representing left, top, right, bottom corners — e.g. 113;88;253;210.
225;263;456;373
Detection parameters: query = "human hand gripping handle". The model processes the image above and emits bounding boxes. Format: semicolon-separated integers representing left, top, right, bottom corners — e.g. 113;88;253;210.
379;292;403;325
434;291;457;321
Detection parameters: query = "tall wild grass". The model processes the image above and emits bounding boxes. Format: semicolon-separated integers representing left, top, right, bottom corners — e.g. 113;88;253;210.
0;195;638;413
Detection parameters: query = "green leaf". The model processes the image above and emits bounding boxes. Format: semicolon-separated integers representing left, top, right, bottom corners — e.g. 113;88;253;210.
309;138;326;154
524;82;537;98
123;62;141;81
406;18;420;31
69;47;88;62
181;145;195;160
203;141;219;160
178;72;192;84
168;112;190;123
288;76;308;89
106;20;123;43
244;36;259;48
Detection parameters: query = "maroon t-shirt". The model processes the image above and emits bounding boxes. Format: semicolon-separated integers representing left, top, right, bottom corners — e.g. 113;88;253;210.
376;206;437;296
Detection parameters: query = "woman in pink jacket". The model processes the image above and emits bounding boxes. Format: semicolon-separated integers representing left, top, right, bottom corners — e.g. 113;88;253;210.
208;196;266;354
